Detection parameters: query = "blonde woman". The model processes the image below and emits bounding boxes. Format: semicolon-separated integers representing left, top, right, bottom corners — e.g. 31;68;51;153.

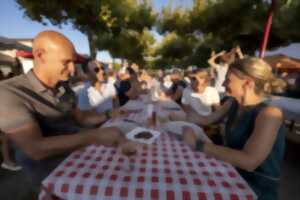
186;57;286;200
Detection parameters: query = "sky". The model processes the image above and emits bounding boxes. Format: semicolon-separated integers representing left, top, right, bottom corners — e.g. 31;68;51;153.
0;0;299;63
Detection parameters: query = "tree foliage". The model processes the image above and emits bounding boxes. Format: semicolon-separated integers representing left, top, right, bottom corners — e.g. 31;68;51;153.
156;0;300;68
16;0;157;62
16;0;300;68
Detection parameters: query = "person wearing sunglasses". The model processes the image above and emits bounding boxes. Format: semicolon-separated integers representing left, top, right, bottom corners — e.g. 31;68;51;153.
0;31;137;191
168;69;220;148
77;60;119;117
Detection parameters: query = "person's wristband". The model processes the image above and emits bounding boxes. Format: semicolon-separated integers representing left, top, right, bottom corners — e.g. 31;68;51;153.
195;140;204;152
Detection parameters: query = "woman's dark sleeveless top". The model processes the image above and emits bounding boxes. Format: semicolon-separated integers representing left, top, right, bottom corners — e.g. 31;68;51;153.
224;98;285;200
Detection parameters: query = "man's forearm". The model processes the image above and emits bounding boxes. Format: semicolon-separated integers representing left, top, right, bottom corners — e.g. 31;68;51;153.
25;130;95;161
75;109;107;126
19;132;95;160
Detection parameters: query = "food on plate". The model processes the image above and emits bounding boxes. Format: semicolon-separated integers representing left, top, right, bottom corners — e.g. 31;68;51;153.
134;131;153;139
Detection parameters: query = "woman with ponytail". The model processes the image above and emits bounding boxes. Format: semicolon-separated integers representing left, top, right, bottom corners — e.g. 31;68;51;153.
184;57;286;200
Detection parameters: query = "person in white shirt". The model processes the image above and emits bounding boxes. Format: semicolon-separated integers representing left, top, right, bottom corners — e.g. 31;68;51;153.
208;46;244;94
107;68;116;85
181;69;220;116
77;60;119;114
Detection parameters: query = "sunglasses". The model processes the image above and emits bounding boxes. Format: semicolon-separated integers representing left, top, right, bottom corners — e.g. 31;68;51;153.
94;67;105;74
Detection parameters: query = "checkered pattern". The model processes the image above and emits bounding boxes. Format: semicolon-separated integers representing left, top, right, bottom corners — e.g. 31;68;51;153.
39;133;257;200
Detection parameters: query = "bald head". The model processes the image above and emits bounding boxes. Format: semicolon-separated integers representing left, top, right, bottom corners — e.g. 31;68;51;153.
32;31;77;87
33;31;74;53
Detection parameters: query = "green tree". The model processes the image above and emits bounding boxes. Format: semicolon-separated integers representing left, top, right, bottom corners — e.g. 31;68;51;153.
99;28;155;67
16;0;156;61
152;32;196;68
157;0;300;68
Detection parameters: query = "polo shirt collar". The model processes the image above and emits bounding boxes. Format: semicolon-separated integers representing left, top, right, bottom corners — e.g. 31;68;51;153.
26;70;48;93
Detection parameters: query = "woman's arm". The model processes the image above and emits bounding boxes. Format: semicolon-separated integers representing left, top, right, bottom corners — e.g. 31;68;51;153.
203;106;283;171
186;98;233;126
181;104;191;113
112;95;120;109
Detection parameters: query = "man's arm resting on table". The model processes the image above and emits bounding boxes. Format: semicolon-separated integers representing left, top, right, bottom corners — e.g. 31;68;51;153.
6;123;95;160
202;106;283;171
6;123;120;161
73;106;108;126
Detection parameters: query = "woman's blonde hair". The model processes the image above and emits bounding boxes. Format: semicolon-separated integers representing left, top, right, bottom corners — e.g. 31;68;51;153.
229;57;286;94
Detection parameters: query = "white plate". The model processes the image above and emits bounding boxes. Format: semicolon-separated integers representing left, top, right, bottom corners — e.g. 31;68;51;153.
126;127;161;144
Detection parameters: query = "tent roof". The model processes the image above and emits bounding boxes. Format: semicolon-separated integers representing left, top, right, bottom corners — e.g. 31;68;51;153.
0;36;32;51
264;54;300;72
0;53;17;66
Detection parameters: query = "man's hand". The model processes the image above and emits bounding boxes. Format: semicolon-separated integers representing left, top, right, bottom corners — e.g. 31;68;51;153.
119;141;139;156
90;127;124;147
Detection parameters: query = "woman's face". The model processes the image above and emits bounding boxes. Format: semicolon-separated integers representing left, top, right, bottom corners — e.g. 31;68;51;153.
95;67;106;81
90;66;105;82
88;62;106;82
223;70;247;102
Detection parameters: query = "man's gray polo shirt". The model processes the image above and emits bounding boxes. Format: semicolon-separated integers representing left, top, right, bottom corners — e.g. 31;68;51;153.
0;70;79;135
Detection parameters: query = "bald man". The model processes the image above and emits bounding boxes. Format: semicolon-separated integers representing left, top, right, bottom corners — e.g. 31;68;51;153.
0;31;132;186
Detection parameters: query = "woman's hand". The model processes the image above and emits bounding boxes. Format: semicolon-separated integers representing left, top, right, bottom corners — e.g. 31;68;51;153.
111;107;129;119
186;111;201;124
169;111;186;121
182;126;198;150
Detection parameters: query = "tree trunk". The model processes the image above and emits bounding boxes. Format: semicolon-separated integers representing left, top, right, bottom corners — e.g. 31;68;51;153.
87;32;97;59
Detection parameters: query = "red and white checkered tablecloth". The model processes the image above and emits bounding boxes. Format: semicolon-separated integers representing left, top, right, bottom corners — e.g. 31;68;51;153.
39;133;257;200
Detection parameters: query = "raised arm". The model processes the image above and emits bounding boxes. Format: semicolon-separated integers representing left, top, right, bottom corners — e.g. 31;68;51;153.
235;46;244;59
208;50;226;67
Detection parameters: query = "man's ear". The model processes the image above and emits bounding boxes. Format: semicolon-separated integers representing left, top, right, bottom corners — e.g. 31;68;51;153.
33;48;45;64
